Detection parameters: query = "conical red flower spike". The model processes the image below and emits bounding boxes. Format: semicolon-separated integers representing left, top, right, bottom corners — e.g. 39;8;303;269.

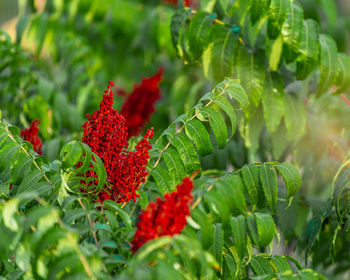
120;67;163;139
82;81;154;203
131;177;194;252
21;120;42;155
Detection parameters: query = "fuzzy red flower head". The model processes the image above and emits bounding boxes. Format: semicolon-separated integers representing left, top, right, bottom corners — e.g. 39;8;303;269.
120;67;163;139
21;120;42;155
82;81;154;203
131;177;194;252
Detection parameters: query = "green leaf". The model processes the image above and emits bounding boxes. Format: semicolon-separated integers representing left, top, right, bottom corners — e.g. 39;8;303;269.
214;223;223;266
47;253;80;279
271;121;289;160
0;128;9;147
138;190;149;210
250;0;270;24
298;270;323;279
332;165;350;219
216;176;247;215
259;163;278;214
224;80;249;108
90;152;107;193
8;126;21;137
0;166;11;185
271;255;291;272
60;141;83;169
104;210;118;229
317;0;337;28
171;133;201;174
102;200;132;229
16;15;30;44
255;213;276;249
213;95;236;138
32;227;66;273
25;206;52;228
269;35;283;71
235;48;265;106
268;0;290;39
2;198;19;231
136;236;172;260
317;34;338;96
242;164;264;209
26;181;52;196
162;147;186;185
10;154;32;185
74;143;93;174
156;260;183;280
250;256;274;275
17;170;43;194
296;19;320;80
94;223;111;232
63;208;88;224
187;12;213;61
185;119;213;156
151;164;177;195
170;8;192;49
282;255;303;270
334;53;350;94
0;142;20;169
281;1;304;61
284;95;306;140
191;208;214;249
247;214;259;247
262;73;285;132
224;254;237;277
200;106;227;149
242;106;265;154
230;215;247;260
210;25;239;82
276;162;301;199
205;190;230;226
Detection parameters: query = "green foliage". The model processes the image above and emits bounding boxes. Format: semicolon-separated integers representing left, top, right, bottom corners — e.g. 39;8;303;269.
0;118;107;205
171;1;350;156
149;78;248;191
0;195;101;279
300;152;350;275
0;79;319;279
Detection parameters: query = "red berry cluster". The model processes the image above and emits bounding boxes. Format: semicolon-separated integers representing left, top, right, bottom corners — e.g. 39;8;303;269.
131;177;194;252
20;120;42;155
120;67;163;139
82;81;154;203
162;0;192;7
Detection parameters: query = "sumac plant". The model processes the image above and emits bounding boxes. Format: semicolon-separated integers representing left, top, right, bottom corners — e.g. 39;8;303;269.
0;0;349;279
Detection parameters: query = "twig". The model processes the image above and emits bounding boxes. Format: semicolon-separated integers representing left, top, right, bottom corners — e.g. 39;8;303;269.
129;200;138;217
340;94;350;108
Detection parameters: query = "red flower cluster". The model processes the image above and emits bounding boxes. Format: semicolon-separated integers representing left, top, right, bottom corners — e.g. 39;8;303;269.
162;0;192;7
120;67;163;139
20;120;42;155
131;177;194;252
82;81;154;203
